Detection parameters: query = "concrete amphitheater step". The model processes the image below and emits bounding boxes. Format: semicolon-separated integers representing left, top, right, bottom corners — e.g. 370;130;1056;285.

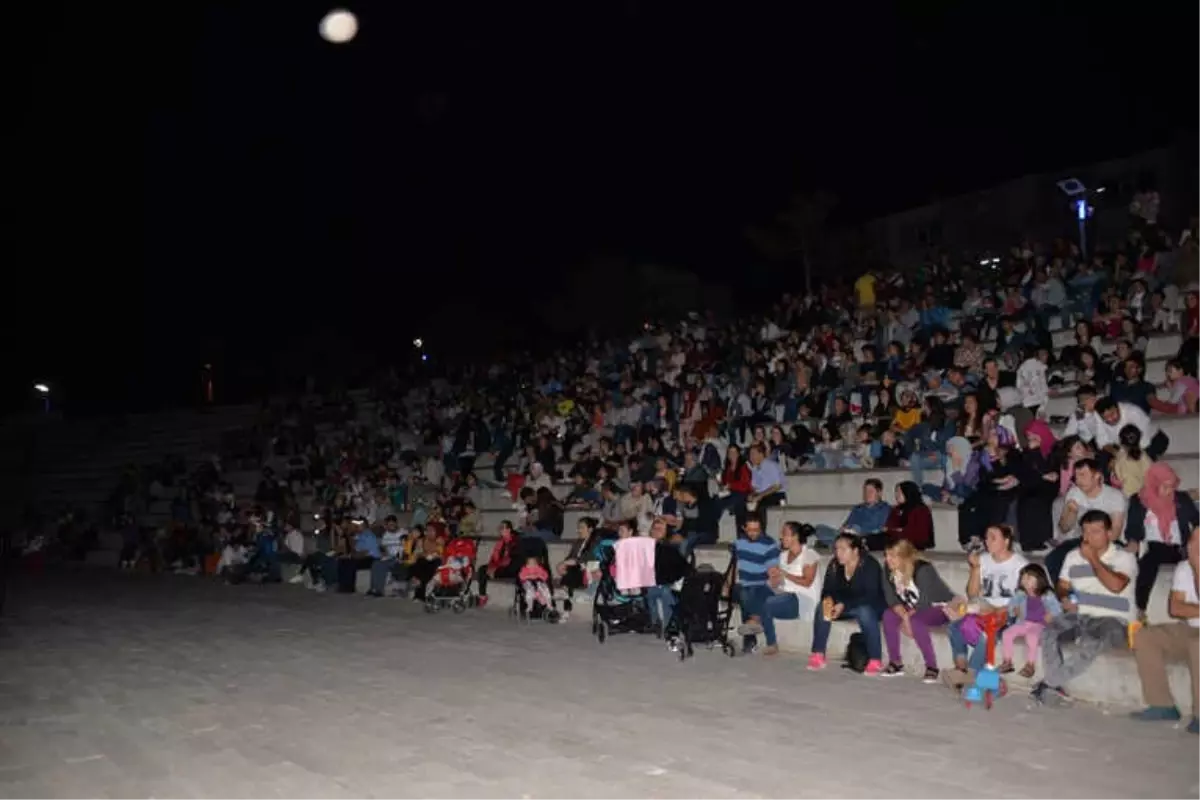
781;448;1198;509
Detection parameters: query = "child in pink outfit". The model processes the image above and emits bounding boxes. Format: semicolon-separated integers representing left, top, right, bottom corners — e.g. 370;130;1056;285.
518;557;551;612
999;564;1062;679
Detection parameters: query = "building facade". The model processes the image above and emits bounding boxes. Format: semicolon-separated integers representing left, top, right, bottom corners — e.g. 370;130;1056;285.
863;142;1196;267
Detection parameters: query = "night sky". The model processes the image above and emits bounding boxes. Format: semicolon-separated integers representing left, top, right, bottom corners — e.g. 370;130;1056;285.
6;1;1197;415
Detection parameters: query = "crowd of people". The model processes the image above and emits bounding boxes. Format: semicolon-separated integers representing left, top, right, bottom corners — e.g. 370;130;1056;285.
78;201;1199;732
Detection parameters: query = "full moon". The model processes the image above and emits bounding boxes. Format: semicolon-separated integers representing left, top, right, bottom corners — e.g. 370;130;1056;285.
319;9;358;44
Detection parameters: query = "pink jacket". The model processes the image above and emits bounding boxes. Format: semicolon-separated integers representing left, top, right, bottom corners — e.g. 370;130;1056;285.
614;537;657;591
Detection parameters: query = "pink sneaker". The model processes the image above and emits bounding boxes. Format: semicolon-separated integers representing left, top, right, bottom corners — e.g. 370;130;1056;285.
806;653;827;671
863;659;883;677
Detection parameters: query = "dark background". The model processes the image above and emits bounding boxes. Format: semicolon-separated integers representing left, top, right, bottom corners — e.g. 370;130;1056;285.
5;1;1197;415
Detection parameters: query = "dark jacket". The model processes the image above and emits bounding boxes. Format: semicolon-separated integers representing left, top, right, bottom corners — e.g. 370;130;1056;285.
820;554;887;615
1125;491;1199;547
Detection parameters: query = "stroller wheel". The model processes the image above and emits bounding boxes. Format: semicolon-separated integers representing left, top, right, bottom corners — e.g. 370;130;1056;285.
723;642;736;657
424;602;435;613
597;622;608;643
678;644;687;661
452;600;465;614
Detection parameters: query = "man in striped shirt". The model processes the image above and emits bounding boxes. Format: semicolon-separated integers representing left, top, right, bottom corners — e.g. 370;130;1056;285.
735;518;780;654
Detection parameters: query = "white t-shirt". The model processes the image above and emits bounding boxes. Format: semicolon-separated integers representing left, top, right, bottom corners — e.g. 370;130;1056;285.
1061;544;1138;622
1171;561;1199;629
1062;485;1128;539
776;546;822;607
1142;511;1183;546
978;552;1028;607
380;530;406;558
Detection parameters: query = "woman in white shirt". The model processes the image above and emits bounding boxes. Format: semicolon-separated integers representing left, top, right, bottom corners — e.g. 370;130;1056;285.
756;522;822;656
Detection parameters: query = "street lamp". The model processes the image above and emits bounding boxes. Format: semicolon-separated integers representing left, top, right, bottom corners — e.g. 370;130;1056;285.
33;383;50;413
1056;177;1093;258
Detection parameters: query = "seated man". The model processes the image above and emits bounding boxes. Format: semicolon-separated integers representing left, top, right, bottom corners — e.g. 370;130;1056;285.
1033;509;1138;705
674;483;720;551
334;518;380;594
366;515;407;597
1093;397;1169;469
1045;458;1128;584
733;518;780;655
811;478;891;548
747;444;786;524
1130;532;1199;734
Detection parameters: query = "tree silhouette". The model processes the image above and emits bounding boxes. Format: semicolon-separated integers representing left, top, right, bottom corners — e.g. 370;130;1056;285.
745;191;838;295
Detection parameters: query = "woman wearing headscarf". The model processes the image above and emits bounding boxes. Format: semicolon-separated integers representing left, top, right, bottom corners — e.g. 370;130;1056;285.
1016;419;1059;552
882;481;934;550
1125;462;1199;619
920;436;977;506
957;426;1022;550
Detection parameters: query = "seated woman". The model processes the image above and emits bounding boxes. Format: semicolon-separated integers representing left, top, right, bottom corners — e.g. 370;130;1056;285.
944;524;1027;686
404;527;444;601
881;539;954;681
556;516;601;615
1125;462;1199;621
752;522;821;656
958;425;1022;550
921;436;977;507
808;533;886;675
1016;420;1060;553
883;481;934;550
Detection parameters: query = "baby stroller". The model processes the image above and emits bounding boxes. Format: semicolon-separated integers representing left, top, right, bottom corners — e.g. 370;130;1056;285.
508;536;561;624
424;537;479;614
666;547;736;659
591;540;650;643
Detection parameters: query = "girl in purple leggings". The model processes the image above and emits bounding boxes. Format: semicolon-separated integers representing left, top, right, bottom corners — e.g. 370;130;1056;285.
880;539;955;682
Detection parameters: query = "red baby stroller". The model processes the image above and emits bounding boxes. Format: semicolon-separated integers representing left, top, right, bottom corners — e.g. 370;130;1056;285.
424;537;480;614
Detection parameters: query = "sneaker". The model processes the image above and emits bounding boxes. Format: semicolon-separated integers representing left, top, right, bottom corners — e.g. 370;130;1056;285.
1188;717;1199;735
312;582;326;593
1129;706;1182;722
737;621;764;637
288;573;306;585
880;662;905;678
863;659;883;677
762;645;779;656
806;653;827;671
559;610;570;622
922;668;940;684
477;596;489;608
742;643;758;656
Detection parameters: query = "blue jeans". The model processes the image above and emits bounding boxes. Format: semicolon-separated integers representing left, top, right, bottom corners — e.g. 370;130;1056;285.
811;604;882;661
646;585;676;627
370;558;396;594
812;524;841;546
760;593;814;647
947;617;995;672
738;584;773;647
910;451;943;487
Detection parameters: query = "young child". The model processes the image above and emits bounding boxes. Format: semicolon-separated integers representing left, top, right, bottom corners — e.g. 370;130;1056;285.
518;556;551;612
1111;423;1152;497
432;544;472;593
999;564;1062;678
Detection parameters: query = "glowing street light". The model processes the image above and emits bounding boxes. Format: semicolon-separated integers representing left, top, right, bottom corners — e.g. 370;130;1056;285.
33;383;50;413
413;338;423;349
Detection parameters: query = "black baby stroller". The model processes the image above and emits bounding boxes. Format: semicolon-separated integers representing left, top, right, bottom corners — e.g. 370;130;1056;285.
507;536;561;624
591;539;650;643
665;545;736;659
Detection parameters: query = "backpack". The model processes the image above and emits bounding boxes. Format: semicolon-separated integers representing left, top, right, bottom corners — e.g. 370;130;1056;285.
842;632;870;673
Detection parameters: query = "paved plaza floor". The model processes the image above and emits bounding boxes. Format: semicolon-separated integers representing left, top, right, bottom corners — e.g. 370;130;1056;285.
0;568;1196;798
